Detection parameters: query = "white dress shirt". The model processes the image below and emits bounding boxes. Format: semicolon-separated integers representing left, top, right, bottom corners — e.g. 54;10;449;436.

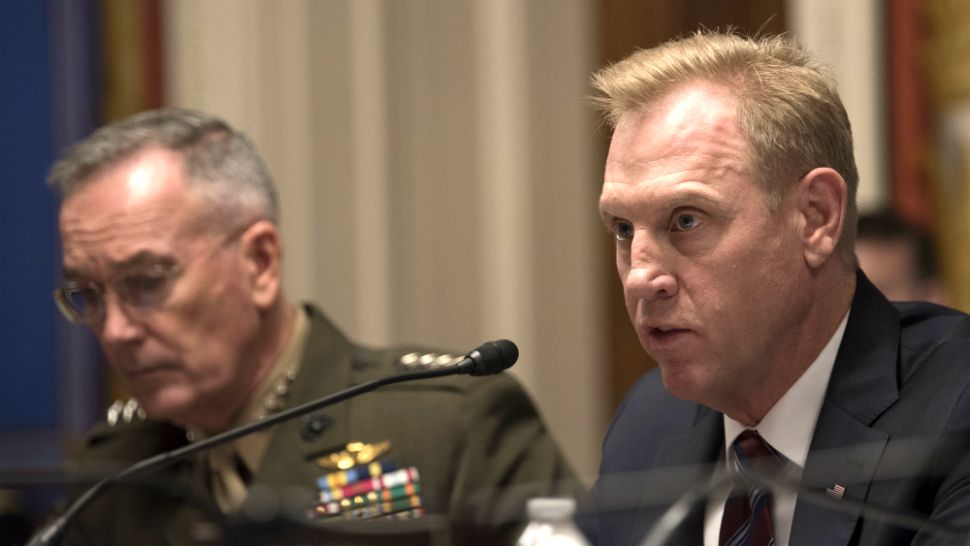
703;312;849;546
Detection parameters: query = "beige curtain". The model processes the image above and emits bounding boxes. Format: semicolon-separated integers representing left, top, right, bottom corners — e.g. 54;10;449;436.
925;0;970;312
786;0;888;212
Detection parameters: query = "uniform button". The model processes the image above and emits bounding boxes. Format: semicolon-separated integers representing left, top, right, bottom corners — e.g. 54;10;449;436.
300;414;333;441
351;349;373;370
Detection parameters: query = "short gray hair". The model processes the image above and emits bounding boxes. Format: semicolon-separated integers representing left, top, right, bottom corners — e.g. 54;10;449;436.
592;30;858;260
48;108;279;228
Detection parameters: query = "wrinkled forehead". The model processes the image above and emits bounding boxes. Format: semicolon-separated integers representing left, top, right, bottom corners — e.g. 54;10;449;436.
60;205;181;259
58;155;209;275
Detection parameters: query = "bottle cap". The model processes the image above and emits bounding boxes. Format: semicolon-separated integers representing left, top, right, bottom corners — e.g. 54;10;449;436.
526;497;577;521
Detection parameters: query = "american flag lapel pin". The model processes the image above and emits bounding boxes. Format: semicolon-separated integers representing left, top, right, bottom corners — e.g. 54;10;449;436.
825;484;846;499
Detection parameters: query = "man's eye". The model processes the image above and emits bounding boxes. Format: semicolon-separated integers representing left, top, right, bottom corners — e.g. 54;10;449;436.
68;285;101;308
120;274;170;304
673;213;699;231
613;222;634;241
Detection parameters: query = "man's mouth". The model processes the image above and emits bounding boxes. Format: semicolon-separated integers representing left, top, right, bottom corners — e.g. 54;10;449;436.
644;325;692;345
124;363;179;380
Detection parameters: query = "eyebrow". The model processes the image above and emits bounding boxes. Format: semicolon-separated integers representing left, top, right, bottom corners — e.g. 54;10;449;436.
62;251;178;281
61;267;85;282
660;191;723;211
599;186;724;222
112;251;178;272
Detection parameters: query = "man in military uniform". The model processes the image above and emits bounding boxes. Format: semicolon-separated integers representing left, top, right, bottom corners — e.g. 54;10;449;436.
48;108;578;545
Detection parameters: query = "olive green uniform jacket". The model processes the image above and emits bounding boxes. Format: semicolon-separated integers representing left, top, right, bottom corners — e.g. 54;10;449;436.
61;305;581;545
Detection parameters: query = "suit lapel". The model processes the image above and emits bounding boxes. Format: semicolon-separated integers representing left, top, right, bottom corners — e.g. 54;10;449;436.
791;403;889;546
790;273;899;546
634;405;723;545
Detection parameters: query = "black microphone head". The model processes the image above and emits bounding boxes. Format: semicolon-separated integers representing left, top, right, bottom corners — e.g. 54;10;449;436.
465;339;518;376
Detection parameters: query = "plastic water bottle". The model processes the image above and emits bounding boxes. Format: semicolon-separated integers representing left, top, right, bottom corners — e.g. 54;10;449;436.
516;497;591;546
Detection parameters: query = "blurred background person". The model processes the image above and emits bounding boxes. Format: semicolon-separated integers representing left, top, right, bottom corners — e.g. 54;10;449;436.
855;210;948;305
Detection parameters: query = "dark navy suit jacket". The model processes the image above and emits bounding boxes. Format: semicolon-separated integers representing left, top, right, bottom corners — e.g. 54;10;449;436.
584;273;970;545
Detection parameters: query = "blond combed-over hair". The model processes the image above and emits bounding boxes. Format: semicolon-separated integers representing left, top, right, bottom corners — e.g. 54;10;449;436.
592;30;859;259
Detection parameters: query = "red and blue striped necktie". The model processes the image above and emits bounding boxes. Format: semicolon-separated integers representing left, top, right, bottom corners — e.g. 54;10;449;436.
719;430;787;546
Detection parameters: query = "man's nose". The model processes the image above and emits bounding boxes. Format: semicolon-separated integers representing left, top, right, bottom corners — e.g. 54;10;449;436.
623;233;678;302
98;291;145;343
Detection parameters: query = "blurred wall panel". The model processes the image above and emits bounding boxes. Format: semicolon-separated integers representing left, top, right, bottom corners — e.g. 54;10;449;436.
888;0;934;231
787;0;887;213
924;0;970;313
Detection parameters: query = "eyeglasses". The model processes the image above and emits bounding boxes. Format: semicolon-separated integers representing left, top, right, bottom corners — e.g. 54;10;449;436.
53;262;185;324
53;222;255;325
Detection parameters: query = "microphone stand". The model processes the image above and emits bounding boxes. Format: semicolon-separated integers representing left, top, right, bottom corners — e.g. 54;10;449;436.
30;359;486;546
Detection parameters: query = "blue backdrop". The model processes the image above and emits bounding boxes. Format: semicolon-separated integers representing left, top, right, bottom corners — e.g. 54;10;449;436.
1;0;58;429
1;0;103;473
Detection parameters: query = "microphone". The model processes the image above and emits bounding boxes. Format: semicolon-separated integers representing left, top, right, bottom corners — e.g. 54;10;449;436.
457;338;518;376
28;339;518;546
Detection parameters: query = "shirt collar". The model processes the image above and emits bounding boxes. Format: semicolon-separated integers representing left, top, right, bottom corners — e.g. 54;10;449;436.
198;306;310;473
723;311;849;468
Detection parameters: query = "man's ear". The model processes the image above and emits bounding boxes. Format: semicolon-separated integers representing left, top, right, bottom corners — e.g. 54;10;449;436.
239;220;283;310
797;167;847;269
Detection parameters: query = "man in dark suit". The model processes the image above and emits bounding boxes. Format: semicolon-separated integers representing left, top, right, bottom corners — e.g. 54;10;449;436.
47;108;578;545
584;31;970;545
